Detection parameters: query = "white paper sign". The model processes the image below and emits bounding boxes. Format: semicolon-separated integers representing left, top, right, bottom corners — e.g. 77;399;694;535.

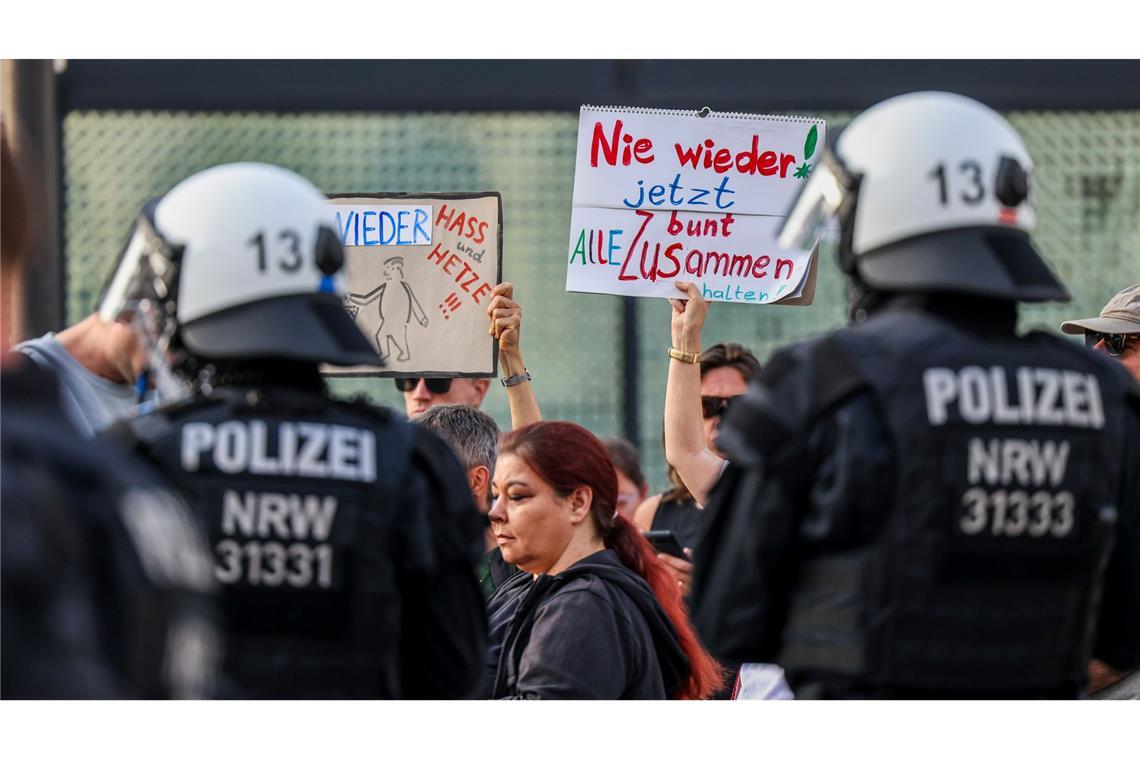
566;106;825;304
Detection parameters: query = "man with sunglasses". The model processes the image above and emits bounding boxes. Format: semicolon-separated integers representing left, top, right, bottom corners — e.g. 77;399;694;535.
692;92;1140;699
1062;283;1140;698
396;375;489;416
1062;283;1140;383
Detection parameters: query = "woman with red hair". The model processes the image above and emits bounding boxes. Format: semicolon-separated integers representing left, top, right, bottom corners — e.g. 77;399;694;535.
484;421;723;699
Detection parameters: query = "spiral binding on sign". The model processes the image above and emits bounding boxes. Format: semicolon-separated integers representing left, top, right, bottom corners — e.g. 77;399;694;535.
580;104;823;124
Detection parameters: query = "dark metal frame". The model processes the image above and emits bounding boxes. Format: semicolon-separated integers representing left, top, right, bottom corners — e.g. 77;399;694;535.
5;60;65;337
58;60;1140;113
45;59;1140;445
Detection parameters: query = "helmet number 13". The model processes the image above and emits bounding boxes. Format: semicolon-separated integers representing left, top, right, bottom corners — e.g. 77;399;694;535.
248;229;303;274
928;161;985;206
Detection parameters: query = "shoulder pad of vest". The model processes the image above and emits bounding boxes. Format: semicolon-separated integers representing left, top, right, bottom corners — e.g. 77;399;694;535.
118;410;179;451
335;395;398;427
161;393;230;419
110;394;227;450
1027;328;1121;364
127;391;226;439
1026;329;1102;359
1028;329;1140;391
718;334;870;466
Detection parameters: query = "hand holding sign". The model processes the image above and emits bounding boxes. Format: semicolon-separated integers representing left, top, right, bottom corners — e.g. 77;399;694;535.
566;106;824;306
670;282;709;354
487;281;523;357
486;281;543;430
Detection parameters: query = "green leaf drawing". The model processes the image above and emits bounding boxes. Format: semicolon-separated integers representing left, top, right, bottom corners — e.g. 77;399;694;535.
804;124;818;161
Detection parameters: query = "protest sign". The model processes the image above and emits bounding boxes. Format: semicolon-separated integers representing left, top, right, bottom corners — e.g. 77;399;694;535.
566;106;825;305
324;192;502;377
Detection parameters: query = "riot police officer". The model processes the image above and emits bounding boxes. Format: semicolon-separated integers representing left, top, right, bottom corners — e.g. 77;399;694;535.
2;134;221;699
98;162;488;698
690;92;1140;698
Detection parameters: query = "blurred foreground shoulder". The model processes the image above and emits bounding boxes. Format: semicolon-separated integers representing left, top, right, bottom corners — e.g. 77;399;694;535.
718;334;869;468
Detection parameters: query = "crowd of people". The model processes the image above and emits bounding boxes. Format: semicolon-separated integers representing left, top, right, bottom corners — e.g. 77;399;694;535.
2;89;1137;700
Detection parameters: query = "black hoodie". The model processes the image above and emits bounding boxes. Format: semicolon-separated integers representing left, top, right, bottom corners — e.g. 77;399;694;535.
488;549;690;699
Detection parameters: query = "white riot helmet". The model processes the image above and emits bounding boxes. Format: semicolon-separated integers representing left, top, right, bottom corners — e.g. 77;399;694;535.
98;163;382;393
778;91;1069;302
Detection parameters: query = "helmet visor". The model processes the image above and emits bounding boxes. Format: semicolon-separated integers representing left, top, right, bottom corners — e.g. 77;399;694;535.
97;224;150;323
776;151;852;252
97;204;180;324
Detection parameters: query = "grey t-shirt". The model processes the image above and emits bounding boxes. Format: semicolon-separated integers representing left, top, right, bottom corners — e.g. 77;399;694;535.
15;333;138;438
1091;670;1140;700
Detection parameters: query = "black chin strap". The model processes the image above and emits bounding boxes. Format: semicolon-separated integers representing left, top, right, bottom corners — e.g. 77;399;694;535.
840;247;887;323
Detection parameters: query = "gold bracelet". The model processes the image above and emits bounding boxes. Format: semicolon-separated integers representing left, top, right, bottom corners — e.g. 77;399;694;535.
667;346;701;364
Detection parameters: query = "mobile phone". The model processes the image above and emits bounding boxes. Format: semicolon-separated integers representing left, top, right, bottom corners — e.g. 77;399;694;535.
643;530;687;560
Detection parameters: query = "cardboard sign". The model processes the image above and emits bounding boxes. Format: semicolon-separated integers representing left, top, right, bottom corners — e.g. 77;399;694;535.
325;192;502;377
566;106;825;305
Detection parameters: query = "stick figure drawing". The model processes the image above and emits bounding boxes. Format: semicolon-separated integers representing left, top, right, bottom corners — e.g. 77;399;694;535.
343;256;429;362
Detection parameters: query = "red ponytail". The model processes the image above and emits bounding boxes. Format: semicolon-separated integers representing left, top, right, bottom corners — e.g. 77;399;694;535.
605;513;724;699
501;421;725;699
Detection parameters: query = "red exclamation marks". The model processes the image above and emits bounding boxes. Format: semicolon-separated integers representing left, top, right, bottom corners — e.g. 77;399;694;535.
439;292;461;320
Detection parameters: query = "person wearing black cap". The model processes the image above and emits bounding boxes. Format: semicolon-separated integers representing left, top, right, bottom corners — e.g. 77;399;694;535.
691;92;1140;698
98;162;487;698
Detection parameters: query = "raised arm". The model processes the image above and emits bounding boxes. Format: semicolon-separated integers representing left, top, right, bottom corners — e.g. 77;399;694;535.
665;282;725;507
487;282;542;430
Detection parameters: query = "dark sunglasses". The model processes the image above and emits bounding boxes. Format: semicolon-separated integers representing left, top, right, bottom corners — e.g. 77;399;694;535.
394;377;454;394
701;395;737;419
1084;331;1137;357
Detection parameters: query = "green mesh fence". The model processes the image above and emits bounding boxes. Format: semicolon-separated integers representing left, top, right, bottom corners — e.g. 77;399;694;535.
62;110;1140;492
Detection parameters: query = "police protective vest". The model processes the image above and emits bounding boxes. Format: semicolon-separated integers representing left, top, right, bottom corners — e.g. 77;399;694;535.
774;309;1128;695
739;308;1132;697
115;382;485;698
2;362;220;699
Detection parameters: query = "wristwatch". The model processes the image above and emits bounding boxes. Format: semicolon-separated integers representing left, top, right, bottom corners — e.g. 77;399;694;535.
501;368;532;387
667;347;701;364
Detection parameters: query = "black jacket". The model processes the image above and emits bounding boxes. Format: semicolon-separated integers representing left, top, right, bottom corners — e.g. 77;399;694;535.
2;361;220;698
106;376;487;699
487;549;689;699
692;296;1140;698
